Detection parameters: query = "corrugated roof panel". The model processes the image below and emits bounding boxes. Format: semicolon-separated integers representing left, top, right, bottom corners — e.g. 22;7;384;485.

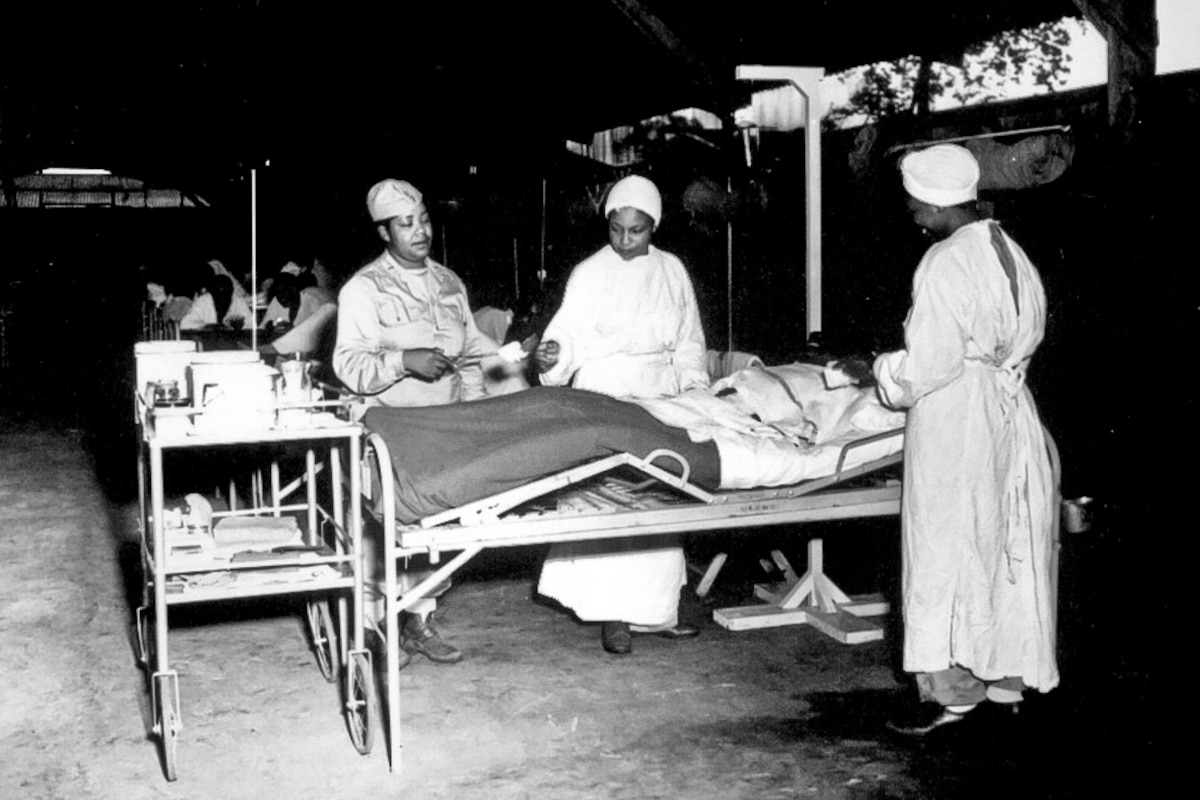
147;190;184;208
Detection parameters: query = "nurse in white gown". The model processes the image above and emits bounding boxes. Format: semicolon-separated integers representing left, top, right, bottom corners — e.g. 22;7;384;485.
874;145;1058;736
533;175;710;654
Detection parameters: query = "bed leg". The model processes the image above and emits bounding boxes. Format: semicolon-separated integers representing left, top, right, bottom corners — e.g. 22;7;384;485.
712;538;889;644
693;553;727;598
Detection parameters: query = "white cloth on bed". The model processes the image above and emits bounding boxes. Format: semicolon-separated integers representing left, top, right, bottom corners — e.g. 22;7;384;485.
630;363;906;489
873;219;1058;694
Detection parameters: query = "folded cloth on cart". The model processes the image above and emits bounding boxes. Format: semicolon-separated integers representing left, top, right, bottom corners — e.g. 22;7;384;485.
212;516;302;552
364;387;721;524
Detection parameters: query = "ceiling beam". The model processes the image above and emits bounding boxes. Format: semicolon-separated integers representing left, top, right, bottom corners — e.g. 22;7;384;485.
605;0;726;113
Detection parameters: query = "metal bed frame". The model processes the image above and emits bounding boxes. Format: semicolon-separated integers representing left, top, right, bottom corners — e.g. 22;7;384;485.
361;427;908;774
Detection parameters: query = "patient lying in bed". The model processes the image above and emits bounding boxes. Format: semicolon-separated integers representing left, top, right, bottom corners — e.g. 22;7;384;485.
364;362;905;524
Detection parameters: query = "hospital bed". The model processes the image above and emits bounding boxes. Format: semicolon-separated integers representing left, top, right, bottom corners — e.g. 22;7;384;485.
352;368;921;773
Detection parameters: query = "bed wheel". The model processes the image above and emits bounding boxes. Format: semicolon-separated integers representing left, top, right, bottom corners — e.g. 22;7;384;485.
306;598;340;683
346;650;376;755
151;671;181;781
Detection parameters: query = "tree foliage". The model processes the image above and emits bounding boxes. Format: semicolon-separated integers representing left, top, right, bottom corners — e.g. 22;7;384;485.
824;19;1075;129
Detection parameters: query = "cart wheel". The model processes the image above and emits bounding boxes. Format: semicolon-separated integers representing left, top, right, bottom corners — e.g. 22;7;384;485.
346;651;376;755
306;599;339;683
152;672;180;781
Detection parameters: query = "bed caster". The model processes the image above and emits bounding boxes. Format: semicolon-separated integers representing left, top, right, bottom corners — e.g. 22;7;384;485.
306;598;339;683
346;650;376;755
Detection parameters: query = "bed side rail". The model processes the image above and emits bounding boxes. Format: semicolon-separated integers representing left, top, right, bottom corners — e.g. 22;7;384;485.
416;448;713;529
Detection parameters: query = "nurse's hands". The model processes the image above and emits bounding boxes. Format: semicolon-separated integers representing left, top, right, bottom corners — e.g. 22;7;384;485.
403;348;456;381
532;340;559;373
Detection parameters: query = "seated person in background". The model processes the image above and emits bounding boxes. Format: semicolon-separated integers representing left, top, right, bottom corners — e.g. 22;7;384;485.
334;177;490;668
146;280;195;324
261;268;336;332
179;272;254;330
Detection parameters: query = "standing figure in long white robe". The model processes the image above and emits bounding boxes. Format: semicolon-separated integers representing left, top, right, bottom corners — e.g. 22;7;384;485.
533;175;709;654
874;145;1059;736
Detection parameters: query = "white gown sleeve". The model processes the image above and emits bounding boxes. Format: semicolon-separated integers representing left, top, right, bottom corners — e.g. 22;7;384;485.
668;260;709;391
538;262;595;386
874;250;970;409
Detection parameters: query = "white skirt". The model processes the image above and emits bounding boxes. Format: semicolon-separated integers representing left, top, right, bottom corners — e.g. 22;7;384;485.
538;535;685;626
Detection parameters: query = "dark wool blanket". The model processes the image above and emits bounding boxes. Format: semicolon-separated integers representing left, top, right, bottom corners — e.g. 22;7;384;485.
364;387;721;524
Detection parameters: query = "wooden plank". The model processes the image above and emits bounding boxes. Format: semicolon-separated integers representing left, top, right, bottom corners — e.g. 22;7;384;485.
752;585;888;616
713;604;885;644
804;609;885;644
841;594;889;617
713;605;813;631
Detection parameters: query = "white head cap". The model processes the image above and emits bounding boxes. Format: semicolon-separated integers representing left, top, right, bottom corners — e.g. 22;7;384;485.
367;179;423;222
604;175;663;227
901;144;980;207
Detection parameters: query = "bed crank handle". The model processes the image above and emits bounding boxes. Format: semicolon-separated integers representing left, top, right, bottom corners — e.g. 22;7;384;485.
642;449;691;485
834;427;904;478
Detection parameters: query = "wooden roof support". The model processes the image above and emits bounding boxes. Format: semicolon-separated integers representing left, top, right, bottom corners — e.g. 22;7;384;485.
1073;0;1158;142
0;89;15;209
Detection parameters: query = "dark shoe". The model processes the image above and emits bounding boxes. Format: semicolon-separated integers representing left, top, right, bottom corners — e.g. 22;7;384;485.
400;613;463;664
641;623;700;640
887;704;974;737
601;621;632;655
989;701;1020;716
983;700;1022;725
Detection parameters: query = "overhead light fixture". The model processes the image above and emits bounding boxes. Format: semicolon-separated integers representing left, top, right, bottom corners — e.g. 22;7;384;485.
40;167;112;176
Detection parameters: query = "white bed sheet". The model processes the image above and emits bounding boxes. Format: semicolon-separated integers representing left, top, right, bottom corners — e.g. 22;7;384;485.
628;364;906;489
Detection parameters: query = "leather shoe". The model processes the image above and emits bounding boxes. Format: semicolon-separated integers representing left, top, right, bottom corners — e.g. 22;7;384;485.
641;623;699;640
400;613;463;664
887;704;974;737
601;622;632;655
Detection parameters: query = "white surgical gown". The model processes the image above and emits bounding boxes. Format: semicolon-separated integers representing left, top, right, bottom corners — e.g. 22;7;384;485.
874;220;1059;693
538;244;709;397
538;243;709;626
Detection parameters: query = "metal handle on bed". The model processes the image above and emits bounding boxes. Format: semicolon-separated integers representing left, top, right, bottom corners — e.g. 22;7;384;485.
637;449;691;486
833;428;904;479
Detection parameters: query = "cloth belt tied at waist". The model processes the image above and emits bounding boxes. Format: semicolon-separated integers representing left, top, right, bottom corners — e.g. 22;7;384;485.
965;358;1033;583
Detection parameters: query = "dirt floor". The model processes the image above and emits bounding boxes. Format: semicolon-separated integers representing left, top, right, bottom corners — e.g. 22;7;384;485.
0;404;1165;800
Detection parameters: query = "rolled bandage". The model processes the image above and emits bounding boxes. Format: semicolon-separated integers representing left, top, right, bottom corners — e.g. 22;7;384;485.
497;341;527;363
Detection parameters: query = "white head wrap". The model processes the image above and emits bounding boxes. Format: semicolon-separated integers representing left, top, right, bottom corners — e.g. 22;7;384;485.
604;175;663;227
901;144;980;207
367;179;423;222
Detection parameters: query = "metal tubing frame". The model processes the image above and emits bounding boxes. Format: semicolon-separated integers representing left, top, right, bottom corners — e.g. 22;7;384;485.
137;405;366;776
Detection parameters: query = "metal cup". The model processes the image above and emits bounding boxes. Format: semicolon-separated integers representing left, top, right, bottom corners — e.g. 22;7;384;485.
1062;496;1093;533
279;359;310;404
